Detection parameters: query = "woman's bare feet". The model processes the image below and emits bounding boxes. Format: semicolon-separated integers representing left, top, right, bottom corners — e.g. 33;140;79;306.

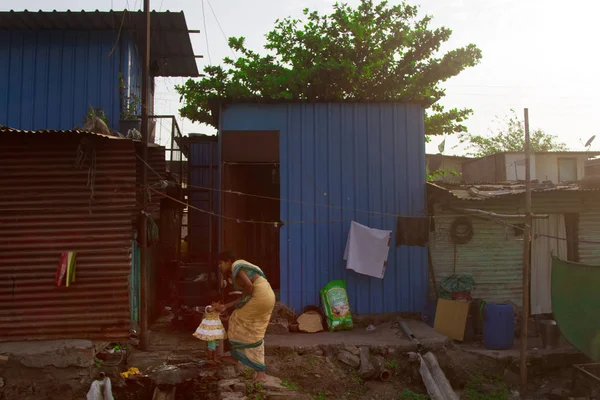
253;371;267;384
221;355;238;365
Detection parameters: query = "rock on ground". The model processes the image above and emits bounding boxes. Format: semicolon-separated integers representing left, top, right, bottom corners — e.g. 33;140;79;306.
220;392;246;400
266;392;313;400
343;345;360;356
297;312;323;333
271;302;297;324
357;347;376;380
217;366;239;380
218;378;242;392
337;350;360;369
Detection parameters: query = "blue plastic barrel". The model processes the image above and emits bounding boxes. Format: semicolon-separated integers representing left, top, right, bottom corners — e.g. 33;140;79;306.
482;303;515;350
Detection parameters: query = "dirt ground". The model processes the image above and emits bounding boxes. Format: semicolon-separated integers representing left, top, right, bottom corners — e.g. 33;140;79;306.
260;344;591;400
2;312;595;400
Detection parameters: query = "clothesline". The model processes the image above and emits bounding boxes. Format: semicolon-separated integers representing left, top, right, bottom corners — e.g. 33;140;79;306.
150;187;403;225
495;218;600;245
137;155;430;219
138;154;478;220
138;156;600;243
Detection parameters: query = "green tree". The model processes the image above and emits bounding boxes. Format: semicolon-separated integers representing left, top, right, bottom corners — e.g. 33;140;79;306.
176;0;482;137
458;109;567;157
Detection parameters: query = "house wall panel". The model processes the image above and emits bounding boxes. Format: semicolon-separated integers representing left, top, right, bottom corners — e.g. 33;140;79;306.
0;29;140;131
0;133;136;341
221;103;428;314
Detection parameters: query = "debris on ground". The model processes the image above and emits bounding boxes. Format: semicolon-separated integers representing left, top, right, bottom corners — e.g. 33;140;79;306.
357;347;376;379
86;375;114;400
120;367;142;379
267;320;290;335
271;302;297;324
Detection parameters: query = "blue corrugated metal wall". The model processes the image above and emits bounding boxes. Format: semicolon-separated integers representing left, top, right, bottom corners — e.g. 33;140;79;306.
220;103;428;314
0;29;140;131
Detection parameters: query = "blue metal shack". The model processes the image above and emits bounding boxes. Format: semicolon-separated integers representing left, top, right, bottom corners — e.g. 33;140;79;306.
218;102;427;314
0;10;199;131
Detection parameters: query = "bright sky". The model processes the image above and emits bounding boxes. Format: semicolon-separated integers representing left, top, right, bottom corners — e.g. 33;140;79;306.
15;0;600;154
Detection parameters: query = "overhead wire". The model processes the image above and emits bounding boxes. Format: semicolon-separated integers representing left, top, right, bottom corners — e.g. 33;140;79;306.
135;154;600;244
137;154;516;224
205;0;238;60
108;9;128;57
201;0;212;65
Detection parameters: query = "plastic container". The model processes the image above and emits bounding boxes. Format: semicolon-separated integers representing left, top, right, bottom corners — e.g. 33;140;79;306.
482;303;515;350
539;319;560;349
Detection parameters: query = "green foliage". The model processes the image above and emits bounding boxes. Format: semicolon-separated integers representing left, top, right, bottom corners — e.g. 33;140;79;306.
398;389;429;400
281;380;299;390
246;382;267;400
458;109;567;157
464;374;510;400
426;165;459;182
176;0;482;138
86;107;108;125
118;73;141;120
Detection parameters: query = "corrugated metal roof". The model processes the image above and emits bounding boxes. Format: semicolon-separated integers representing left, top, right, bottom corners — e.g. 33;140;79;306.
0;133;136;341
0;126;125;140
220;102;428;314
429;181;600;201
0;10;199;77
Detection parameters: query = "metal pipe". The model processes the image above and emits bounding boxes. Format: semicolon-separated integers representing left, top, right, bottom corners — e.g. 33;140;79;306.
138;0;151;351
455;208;548;220
399;320;422;351
520;108;532;397
379;369;392;381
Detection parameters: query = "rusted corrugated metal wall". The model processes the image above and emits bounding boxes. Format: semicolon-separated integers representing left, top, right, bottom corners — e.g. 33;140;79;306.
0;132;136;341
579;208;600;265
431;204;523;305
431;192;600;306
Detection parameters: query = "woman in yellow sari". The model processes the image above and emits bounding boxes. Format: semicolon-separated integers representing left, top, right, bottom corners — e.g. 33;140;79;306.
213;251;276;383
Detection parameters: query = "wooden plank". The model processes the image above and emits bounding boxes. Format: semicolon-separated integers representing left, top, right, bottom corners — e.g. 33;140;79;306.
433;299;470;341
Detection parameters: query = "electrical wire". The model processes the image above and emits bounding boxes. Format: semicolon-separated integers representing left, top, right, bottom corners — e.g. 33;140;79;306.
205;0;238;60
201;0;212;65
136;154;435;219
108;10;128;57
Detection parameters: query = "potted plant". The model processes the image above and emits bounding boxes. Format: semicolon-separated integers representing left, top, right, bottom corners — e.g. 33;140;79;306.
118;73;142;136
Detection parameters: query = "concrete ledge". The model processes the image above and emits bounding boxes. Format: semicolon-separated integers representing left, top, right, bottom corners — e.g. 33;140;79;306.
0;339;94;368
264;320;450;356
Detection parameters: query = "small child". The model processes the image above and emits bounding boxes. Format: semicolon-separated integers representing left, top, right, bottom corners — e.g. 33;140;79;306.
193;303;227;364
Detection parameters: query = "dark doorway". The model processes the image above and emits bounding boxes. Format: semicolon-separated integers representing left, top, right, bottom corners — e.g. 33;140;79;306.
221;163;280;289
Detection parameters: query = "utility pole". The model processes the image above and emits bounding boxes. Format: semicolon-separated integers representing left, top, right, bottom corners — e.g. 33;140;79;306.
520;108;532;397
139;0;151;351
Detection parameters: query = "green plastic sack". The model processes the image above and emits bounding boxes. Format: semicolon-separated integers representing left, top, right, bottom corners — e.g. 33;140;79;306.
320;280;353;332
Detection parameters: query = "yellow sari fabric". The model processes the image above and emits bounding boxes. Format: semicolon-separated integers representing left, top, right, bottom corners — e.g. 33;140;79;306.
227;260;276;371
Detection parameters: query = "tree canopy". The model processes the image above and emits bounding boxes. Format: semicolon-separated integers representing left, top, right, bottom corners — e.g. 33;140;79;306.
176;0;482;137
457;110;568;157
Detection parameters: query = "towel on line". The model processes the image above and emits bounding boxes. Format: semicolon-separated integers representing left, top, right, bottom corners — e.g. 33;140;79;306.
395;217;429;247
344;221;392;279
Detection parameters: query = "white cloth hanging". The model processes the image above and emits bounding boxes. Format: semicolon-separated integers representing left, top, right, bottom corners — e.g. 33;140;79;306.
531;214;568;315
86;377;114;400
344;221;392;279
